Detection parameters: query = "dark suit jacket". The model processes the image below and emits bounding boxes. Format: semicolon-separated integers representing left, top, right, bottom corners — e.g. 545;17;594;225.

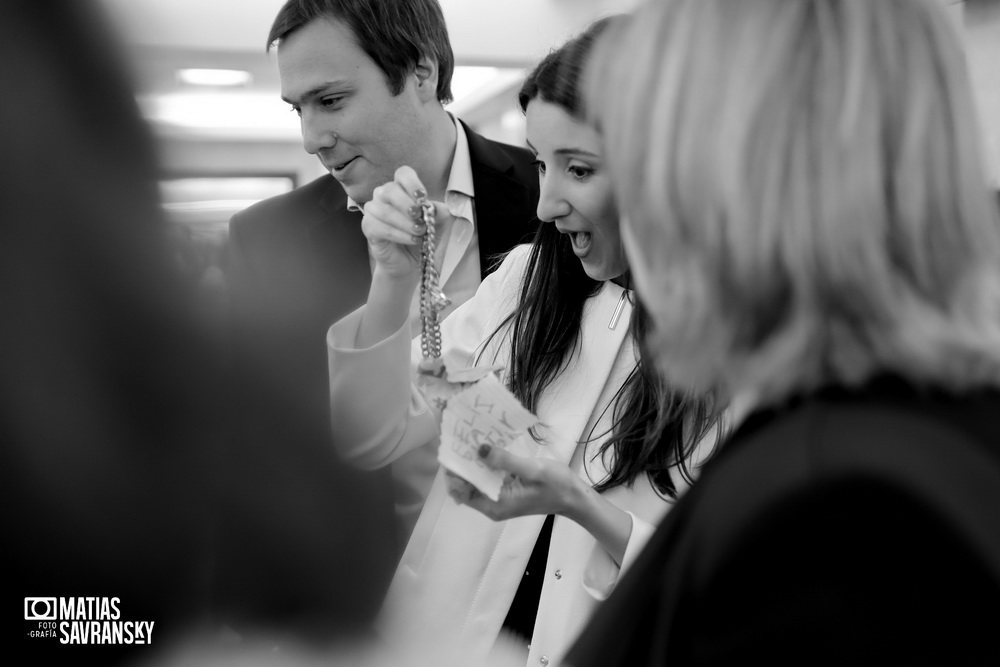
566;376;1000;666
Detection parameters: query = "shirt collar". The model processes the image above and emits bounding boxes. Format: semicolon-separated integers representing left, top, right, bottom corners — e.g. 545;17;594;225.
346;114;474;212
447;114;475;200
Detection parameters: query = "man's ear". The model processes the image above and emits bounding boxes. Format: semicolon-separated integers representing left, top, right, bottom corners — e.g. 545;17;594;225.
413;55;440;103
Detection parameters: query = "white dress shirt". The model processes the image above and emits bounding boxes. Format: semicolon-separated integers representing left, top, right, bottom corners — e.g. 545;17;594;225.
349;114;481;336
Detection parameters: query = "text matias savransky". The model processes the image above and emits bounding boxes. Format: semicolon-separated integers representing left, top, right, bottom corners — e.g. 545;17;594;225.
26;597;154;645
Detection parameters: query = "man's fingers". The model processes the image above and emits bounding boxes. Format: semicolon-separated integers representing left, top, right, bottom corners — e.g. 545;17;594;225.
393;165;426;201
365;189;425;237
361;212;418;246
432;201;452;223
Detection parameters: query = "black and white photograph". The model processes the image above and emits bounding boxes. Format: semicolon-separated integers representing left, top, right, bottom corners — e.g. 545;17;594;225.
6;1;1000;665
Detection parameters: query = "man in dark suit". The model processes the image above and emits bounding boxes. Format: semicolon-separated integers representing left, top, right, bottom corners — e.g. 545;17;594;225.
227;0;539;554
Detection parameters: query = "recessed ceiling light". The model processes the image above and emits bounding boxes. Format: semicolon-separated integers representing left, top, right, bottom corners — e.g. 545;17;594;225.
176;68;252;87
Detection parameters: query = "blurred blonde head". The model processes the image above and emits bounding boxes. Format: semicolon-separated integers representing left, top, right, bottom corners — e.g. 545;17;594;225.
589;0;1000;403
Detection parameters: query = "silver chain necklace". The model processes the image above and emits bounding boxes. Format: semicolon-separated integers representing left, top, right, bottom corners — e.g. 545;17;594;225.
416;194;450;375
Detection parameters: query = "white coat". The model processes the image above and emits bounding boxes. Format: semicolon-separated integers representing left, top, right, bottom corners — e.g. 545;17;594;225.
327;245;671;666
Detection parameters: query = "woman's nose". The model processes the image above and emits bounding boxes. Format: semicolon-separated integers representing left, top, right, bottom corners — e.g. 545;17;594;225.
536;175;571;223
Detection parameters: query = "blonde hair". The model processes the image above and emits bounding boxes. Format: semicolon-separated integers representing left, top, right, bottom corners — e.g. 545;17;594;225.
589;0;1000;402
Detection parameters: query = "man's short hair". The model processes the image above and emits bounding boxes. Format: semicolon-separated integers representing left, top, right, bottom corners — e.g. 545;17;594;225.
268;0;454;104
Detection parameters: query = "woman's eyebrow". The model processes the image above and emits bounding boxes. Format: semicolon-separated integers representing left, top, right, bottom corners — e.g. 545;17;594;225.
555;147;600;157
525;139;600;158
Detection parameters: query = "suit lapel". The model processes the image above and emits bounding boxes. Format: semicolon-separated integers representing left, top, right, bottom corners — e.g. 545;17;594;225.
307;176;371;314
464;122;538;276
538;284;633;464
463;284;633;648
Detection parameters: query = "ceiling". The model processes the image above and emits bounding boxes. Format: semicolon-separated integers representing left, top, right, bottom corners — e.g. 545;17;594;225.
95;0;998;187
99;0;640;61
97;0;640;139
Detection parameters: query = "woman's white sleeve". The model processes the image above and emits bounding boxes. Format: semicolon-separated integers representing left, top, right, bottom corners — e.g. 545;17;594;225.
327;245;530;470
580;512;658;601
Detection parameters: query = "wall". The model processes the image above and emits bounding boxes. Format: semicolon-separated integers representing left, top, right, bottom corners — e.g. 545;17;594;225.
964;0;1000;187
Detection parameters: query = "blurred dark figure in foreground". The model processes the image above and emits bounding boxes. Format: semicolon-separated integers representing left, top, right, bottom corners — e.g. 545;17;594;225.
2;3;394;663
567;0;1000;664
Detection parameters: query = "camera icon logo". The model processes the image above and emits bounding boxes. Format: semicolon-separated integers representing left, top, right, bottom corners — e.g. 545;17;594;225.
25;598;57;621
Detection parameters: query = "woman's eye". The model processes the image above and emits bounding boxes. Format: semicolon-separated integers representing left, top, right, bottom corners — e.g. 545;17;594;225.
533;160;547;175
568;165;593;180
290;105;301;117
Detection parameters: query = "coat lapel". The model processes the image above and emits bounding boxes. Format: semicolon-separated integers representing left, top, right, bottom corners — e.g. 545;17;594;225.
305;176;370;311
461;283;633;647
382;280;635;663
535;283;633;464
464;122;539;275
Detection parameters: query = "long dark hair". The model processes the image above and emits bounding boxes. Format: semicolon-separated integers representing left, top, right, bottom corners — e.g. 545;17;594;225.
484;17;721;498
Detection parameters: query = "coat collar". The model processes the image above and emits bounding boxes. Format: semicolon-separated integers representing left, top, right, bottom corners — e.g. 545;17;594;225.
462;120;539;271
317;174;349;217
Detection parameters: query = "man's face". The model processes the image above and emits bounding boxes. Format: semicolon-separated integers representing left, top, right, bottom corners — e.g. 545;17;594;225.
278;17;427;204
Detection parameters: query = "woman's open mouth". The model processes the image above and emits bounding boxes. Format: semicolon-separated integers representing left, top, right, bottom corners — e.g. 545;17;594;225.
569;231;593;257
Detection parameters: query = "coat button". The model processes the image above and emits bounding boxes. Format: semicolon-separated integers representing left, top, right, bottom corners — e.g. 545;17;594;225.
540;657;549;666
554;569;562;579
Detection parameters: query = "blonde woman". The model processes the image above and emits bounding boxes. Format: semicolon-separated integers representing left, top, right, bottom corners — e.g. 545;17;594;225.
567;0;1000;664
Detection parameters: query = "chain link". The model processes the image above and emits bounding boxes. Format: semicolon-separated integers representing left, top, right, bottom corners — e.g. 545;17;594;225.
416;195;450;369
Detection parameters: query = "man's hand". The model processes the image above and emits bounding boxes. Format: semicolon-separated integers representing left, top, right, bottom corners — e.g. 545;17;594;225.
362;165;457;284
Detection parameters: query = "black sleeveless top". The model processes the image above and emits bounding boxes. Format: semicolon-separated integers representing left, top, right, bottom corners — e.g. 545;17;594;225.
500;513;555;645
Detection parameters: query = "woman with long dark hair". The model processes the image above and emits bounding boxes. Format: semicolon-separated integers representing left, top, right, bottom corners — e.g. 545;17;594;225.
327;17;723;667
